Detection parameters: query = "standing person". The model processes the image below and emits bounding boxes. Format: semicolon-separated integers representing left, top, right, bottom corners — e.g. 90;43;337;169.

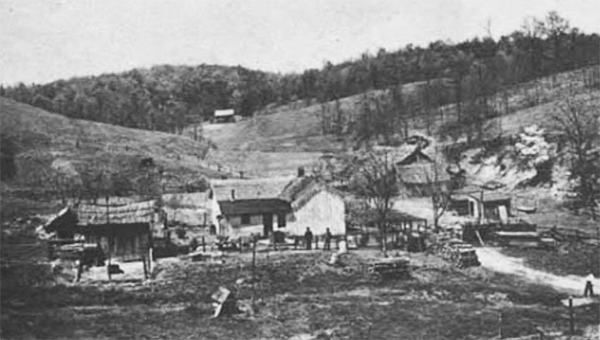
304;227;313;250
324;228;332;251
584;273;595;297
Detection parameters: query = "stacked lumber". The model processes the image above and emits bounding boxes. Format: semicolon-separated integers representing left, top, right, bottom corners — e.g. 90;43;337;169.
367;257;411;280
436;240;481;268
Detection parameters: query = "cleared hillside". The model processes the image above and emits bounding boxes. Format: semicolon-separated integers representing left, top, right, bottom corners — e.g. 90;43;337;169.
0;97;223;219
203;67;599;152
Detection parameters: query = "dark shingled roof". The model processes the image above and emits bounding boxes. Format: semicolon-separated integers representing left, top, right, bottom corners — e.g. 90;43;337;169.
219;199;291;216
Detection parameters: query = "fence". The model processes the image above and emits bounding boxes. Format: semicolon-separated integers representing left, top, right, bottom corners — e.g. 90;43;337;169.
0;240;54;288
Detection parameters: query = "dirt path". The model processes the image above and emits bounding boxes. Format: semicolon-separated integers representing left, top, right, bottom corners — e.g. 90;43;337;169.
476;247;598;296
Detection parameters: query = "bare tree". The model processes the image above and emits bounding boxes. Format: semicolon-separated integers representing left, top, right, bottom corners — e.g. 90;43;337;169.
351;151;402;256
552;94;600;220
418;149;451;229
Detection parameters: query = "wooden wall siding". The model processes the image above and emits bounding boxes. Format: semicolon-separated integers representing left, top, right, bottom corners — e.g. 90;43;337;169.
220;212;287;238
89;233;149;262
284;190;345;236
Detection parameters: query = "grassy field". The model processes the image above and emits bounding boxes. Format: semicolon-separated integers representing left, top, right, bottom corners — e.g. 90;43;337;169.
1;250;598;340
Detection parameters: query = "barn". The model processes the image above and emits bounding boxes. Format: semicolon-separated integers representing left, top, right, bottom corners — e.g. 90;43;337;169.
278;176;346;237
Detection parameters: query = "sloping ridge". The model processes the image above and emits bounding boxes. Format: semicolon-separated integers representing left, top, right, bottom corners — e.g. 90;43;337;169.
0;97;221;200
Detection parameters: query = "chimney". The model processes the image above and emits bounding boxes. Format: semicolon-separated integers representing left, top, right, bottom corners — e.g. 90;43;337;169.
297;167;305;178
231;189;236;200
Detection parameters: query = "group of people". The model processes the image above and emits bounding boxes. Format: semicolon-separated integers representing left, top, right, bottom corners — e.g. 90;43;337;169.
302;227;333;250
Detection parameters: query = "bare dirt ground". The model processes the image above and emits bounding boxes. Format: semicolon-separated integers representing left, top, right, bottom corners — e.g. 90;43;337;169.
2;249;599;340
477;247;599;296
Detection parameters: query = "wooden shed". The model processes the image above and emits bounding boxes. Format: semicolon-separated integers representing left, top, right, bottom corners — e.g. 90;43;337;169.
75;200;158;278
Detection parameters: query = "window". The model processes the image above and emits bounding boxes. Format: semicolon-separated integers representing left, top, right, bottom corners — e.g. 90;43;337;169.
241;214;251;224
278;214;286;228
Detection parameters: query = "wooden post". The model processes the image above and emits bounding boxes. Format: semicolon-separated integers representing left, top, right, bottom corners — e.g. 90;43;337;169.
76;250;84;282
107;235;112;281
142;255;148;279
147;245;152;273
239;237;243;253
315;236;319;250
202;236;206;252
568;296;574;334
498;312;504;339
105;196;112;281
480;191;484;224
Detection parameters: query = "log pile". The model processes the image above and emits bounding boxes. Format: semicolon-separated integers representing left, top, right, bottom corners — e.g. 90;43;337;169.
367;257;411;280
435;240;481;268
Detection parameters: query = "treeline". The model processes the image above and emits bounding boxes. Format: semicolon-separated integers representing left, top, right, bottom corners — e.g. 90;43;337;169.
1;11;598;134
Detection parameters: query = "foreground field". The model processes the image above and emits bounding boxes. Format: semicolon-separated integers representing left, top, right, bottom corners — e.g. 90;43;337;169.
1;250;598;340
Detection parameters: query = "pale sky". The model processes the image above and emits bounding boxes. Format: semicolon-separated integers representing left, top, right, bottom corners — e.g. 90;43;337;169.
1;0;599;85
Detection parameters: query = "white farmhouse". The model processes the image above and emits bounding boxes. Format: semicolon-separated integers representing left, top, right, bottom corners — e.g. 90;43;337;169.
278;177;346;237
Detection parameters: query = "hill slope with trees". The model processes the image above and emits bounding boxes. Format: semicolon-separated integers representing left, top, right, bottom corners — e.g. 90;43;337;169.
1;11;598;136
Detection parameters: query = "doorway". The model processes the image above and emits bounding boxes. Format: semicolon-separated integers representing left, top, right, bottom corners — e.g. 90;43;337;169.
263;214;273;238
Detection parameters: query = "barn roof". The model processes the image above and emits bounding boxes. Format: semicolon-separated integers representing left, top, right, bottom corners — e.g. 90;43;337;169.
219;199;291;216
279;176;343;212
211;176;293;201
76;200;157;226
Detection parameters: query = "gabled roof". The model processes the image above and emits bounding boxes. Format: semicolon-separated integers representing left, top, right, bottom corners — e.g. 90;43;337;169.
211;176;293;201
219;199;291;216
279;176;343;212
76;200;157;226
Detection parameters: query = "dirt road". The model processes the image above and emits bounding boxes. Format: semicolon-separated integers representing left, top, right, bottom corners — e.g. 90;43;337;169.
476;247;598;296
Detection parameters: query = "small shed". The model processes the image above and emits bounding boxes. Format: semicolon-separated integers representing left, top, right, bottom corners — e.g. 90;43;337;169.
75;200;158;278
214;109;235;123
450;191;512;223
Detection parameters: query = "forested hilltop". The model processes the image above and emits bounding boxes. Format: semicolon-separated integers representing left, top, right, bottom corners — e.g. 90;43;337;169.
2;11;598;134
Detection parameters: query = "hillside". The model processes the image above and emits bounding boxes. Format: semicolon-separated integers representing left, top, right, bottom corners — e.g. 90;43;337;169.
0;97;223;220
204;66;599;152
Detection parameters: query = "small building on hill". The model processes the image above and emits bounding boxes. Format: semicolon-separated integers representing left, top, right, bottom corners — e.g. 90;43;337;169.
278;176;346;237
214;109;235;123
395;148;451;196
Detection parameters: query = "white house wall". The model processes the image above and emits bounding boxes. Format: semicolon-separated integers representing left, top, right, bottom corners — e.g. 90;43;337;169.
284;191;345;236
